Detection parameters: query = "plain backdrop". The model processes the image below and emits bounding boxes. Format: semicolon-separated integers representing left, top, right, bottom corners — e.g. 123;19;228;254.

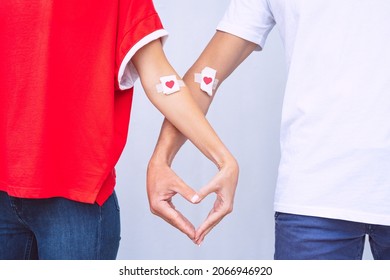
115;0;373;260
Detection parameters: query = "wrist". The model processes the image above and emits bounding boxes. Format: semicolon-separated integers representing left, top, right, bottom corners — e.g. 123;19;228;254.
149;147;176;167
149;118;189;167
212;149;238;172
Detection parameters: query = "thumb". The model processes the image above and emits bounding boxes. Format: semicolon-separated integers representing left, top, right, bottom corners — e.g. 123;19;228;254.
173;176;201;204
197;174;220;202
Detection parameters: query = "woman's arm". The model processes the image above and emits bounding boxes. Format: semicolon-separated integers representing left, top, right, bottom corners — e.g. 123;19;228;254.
131;36;243;242
144;32;257;244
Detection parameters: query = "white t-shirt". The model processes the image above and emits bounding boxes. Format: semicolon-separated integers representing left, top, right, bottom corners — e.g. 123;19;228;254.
218;0;390;225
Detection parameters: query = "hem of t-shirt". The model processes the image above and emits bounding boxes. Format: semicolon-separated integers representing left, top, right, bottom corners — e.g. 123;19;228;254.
118;29;169;90
216;22;267;51
0;168;116;206
0;181;98;205
274;203;390;226
94;169;116;206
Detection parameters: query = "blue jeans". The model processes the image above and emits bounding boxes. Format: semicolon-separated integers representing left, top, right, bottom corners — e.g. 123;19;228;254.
274;212;390;260
0;191;120;260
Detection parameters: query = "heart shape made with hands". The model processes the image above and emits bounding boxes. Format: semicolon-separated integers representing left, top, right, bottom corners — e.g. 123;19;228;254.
148;162;237;245
172;192;218;242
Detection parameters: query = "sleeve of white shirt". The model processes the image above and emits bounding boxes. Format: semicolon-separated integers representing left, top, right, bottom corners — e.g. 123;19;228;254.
217;0;276;50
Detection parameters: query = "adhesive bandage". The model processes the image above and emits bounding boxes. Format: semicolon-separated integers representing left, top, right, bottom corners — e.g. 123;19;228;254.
194;67;219;96
156;75;185;95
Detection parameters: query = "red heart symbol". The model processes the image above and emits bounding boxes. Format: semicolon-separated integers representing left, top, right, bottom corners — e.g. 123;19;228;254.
203;77;213;85
165;80;175;89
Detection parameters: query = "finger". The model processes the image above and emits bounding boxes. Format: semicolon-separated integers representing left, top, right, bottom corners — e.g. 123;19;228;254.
195;209;224;245
196;175;220;201
153;201;196;240
197;164;239;200
196;219;221;245
194;194;233;245
172;176;201;204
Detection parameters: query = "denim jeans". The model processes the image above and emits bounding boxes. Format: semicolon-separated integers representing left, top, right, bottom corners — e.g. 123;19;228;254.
274;212;390;260
0;191;120;260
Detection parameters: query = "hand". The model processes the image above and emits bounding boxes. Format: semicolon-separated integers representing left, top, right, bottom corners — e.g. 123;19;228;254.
195;159;239;245
147;159;200;242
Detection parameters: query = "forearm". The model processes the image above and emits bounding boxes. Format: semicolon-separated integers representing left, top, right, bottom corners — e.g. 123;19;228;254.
150;31;258;166
132;38;234;168
152;87;231;168
149;71;213;167
139;32;256;243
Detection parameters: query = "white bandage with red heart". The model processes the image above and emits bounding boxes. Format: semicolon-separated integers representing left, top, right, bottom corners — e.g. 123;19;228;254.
194;67;219;97
156;75;185;95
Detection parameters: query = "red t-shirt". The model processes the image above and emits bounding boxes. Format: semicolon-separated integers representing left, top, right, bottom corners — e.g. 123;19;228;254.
0;0;168;205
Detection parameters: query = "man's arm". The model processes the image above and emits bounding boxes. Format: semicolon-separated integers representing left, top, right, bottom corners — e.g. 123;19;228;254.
131;37;241;242
148;31;258;245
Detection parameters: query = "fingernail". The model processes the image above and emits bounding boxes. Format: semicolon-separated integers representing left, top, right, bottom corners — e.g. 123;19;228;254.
191;194;200;203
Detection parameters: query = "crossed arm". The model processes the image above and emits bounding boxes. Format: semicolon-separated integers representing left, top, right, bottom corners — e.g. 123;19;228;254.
143;31;258;245
130;35;241;242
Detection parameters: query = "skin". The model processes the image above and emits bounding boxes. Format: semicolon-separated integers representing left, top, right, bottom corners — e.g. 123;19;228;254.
146;31;258;245
130;38;241;243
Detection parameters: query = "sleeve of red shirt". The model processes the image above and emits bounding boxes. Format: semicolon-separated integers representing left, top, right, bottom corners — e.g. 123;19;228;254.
116;0;168;90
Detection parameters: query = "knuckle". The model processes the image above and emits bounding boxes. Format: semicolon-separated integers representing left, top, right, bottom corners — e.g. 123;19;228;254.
226;204;234;215
149;206;158;215
149;202;160;215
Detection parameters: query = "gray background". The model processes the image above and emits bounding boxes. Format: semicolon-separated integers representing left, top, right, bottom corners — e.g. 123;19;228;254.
115;0;373;260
